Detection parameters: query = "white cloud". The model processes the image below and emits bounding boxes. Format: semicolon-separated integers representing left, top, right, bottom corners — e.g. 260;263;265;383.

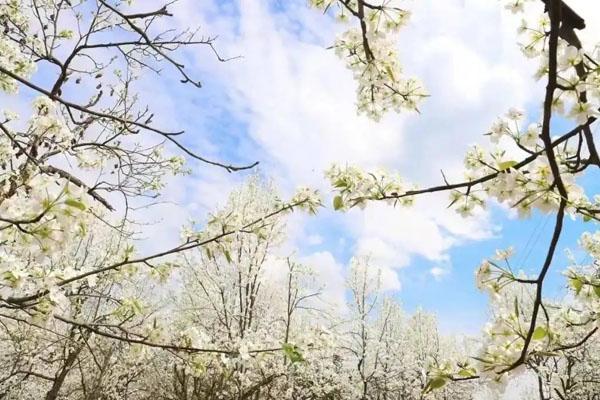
133;0;586;315
347;197;495;278
307;234;324;246
430;266;450;281
299;251;347;309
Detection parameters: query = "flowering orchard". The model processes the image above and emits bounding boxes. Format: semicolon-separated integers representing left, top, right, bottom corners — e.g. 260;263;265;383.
0;0;599;399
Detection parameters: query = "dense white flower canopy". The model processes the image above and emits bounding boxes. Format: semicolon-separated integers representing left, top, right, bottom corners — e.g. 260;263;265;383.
1;0;600;399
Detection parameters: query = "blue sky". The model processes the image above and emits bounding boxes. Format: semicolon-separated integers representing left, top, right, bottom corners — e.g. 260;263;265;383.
126;0;600;334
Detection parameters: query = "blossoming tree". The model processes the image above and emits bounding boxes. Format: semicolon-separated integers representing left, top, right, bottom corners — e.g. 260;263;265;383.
0;2;320;398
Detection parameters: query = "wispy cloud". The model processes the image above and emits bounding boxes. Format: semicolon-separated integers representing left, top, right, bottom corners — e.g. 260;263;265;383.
135;0;562;327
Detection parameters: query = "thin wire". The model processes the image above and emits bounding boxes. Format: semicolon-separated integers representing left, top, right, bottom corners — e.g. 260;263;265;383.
521;214;551;272
518;215;545;267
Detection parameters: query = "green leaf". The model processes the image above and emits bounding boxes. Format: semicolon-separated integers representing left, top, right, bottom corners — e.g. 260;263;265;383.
124;244;135;256
191;357;206;375
57;29;74;39
333;179;347;189
224;250;232;264
594;285;600;298
498;160;517;171
131;300;143;315
532;326;547;341
333;196;344;211
2;271;19;288
423;377;447;393
457;367;476;378
569;277;583;294
583;214;592;222
64;198;86;211
385;65;396;82
282;343;304;363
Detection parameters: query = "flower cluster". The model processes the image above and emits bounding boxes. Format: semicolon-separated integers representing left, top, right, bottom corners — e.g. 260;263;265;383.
564;231;600;324
0;1;36;93
325;163;413;210
509;0;600;124
310;0;426;119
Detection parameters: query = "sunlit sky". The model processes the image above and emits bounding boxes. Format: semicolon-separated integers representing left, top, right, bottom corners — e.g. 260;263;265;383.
123;0;600;334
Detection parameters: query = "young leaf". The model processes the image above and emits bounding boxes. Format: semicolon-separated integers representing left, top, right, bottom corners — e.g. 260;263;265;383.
532;326;547;341
457;367;476;378
333;195;344;211
64;198;86;211
498;160;517;171
569;277;583;294
423;377;447;393
224;249;232;264
282;343;304;363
